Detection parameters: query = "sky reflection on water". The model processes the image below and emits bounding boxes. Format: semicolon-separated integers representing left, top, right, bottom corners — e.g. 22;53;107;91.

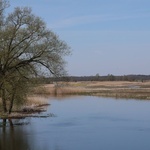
1;96;150;150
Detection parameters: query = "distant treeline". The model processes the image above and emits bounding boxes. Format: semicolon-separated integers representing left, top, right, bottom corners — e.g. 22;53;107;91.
40;74;150;84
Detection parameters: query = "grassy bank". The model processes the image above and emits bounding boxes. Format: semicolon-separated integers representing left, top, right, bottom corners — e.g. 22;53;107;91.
0;96;50;119
34;81;150;100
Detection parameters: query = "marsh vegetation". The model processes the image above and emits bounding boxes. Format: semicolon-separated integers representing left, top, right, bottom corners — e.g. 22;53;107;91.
34;81;150;100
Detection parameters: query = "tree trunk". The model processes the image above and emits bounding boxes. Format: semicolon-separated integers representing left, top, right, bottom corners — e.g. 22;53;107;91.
2;88;7;113
8;92;15;114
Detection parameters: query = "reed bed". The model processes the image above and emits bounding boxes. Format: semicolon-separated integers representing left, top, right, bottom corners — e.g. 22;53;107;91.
33;81;150;100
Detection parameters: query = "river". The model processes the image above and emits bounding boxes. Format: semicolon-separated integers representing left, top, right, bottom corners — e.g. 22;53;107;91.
0;96;150;150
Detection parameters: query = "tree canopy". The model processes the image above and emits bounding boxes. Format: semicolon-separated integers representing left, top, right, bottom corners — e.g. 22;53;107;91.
0;0;70;114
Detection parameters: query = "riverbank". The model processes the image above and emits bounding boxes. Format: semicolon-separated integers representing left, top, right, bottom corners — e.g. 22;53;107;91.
1;81;150;119
0;96;50;119
35;81;150;100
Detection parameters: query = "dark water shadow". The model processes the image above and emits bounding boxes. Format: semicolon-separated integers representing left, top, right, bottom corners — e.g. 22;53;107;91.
0;119;32;150
0;118;53;150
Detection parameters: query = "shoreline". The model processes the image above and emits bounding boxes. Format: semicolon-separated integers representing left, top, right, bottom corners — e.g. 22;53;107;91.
0;103;51;119
1;81;150;119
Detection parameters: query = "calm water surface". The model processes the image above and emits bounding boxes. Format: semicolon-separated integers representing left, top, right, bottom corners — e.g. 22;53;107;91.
1;96;150;150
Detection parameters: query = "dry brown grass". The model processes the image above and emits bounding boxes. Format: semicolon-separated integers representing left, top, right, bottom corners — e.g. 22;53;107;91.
26;95;49;106
0;96;50;119
33;81;150;100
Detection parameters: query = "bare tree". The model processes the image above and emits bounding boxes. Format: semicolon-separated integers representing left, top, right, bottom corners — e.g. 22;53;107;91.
0;1;70;114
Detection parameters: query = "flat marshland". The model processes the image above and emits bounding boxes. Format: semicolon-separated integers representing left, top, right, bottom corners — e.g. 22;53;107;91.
35;81;150;100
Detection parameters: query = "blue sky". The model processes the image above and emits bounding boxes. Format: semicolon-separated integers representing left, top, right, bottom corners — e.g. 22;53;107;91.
9;0;150;76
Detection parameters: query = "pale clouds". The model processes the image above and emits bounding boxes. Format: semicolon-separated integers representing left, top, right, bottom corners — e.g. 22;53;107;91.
49;12;150;29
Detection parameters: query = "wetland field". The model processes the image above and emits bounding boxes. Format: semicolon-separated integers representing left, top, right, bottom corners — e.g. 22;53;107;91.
36;81;150;100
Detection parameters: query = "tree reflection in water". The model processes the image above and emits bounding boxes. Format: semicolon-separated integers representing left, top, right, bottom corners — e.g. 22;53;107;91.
0;119;31;150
